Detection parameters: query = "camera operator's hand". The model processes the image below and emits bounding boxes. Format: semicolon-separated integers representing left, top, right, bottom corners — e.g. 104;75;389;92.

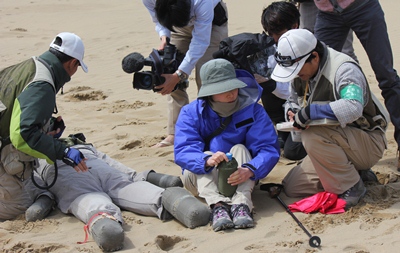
156;73;180;95
158;36;168;50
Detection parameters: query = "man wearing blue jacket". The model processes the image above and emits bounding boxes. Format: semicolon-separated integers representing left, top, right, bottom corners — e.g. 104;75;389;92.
174;58;280;232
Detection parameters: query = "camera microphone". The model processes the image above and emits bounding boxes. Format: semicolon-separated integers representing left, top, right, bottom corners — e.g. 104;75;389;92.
122;52;145;74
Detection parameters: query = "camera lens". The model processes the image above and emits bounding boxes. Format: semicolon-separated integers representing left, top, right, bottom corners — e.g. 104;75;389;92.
141;75;153;89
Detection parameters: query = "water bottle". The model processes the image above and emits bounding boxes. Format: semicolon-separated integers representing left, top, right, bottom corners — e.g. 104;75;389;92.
217;153;238;197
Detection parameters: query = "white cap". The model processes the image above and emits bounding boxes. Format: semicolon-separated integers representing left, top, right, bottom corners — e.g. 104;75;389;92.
271;29;317;82
50;32;88;73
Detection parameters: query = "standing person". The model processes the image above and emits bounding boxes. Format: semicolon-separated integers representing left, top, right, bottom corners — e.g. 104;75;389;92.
142;0;228;147
259;1;307;160
312;0;400;170
0;32;89;220
272;29;388;209
294;0;358;61
174;58;280;231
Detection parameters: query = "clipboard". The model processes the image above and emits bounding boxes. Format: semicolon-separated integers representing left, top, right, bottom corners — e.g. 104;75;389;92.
276;119;340;132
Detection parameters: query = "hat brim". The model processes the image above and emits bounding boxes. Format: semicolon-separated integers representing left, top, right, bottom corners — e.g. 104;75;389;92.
197;78;247;98
271;56;308;82
79;60;88;73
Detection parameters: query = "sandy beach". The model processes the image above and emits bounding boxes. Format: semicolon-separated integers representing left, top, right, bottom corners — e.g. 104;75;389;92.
1;0;400;252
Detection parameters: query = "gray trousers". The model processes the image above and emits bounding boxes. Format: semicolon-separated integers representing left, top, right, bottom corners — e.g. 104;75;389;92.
166;2;229;135
37;145;165;224
183;144;256;210
283;126;386;197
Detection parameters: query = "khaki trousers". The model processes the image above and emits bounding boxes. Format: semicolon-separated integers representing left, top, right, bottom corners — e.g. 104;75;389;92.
283;126;386;197
183;144;256;210
167;2;229;135
0;163;52;220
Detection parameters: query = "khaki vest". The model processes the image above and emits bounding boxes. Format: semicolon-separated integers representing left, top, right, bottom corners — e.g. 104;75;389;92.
293;48;388;132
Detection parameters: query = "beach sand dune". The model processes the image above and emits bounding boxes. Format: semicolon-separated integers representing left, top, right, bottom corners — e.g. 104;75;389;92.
1;0;400;252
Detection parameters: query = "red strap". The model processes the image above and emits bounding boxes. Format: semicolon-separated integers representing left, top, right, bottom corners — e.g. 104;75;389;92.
77;212;112;244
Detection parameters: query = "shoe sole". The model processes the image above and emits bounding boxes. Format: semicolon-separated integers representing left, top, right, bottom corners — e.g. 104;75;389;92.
213;222;234;232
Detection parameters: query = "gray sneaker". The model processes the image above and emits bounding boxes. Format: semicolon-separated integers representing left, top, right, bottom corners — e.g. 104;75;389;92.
359;169;378;182
231;204;254;229
211;205;234;232
339;179;367;209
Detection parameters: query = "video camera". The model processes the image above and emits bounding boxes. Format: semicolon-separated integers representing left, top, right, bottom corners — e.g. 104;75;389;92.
122;43;188;92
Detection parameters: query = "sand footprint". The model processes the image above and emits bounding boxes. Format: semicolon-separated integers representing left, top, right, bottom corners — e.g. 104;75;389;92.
154;235;187;251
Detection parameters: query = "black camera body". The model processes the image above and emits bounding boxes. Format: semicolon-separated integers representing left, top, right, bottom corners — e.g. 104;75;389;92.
132;44;188;92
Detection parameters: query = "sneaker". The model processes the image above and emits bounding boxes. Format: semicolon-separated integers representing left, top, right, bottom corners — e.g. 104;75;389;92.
339;178;367;209
211;204;234;232
359;169;378;182
231;204;254;229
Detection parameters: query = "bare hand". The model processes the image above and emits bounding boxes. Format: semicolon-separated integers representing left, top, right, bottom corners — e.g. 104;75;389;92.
228;167;254;186
206;151;228;167
253;73;268;84
73;159;89;173
158;36;168;50
155;73;180;95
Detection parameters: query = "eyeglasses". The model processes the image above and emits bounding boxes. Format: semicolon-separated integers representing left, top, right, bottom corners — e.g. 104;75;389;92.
274;50;314;67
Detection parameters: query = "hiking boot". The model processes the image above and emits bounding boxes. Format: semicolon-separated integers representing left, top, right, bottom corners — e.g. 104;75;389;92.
25;195;54;222
359;169;378;183
231;204;254;229
211;204;234;232
339;178;367;209
147;172;183;188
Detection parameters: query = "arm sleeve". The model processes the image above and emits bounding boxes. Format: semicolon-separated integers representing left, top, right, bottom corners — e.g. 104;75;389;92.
178;1;214;75
142;0;171;38
9;82;67;164
328;62;366;127
174;106;211;175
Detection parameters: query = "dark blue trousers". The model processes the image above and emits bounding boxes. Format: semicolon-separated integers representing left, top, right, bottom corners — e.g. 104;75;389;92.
315;0;400;149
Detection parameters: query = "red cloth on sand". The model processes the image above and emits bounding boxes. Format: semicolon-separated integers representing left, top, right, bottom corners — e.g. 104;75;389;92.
288;192;346;214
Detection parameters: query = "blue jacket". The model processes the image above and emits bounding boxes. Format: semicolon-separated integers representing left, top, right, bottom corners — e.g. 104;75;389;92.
174;69;280;181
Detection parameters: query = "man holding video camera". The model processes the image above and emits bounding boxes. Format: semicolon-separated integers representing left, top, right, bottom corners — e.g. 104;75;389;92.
142;0;228;147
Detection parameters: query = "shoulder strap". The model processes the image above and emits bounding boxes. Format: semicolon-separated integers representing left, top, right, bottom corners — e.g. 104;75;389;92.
204;115;232;151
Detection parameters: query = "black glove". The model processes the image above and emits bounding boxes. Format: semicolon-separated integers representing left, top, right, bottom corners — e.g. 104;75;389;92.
286;107;299;122
293;105;311;130
50;117;66;138
62;148;85;168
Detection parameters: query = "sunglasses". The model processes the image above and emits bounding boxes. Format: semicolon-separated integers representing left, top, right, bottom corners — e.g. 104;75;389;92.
274;49;314;67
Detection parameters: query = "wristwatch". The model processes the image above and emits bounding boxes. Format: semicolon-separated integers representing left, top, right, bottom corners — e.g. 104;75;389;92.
175;70;188;82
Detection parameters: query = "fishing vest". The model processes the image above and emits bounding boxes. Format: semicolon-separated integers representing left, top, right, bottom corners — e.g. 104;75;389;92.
292;48;388;132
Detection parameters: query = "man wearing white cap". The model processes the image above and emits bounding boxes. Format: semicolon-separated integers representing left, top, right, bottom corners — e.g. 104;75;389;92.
174;58;280;231
0;32;89;221
271;29;388;209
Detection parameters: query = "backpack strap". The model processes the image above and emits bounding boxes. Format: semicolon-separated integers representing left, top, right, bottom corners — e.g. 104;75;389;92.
204;115;232;151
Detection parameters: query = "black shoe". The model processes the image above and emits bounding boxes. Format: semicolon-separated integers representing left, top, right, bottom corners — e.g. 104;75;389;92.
359;169;378;182
339;179;366;209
